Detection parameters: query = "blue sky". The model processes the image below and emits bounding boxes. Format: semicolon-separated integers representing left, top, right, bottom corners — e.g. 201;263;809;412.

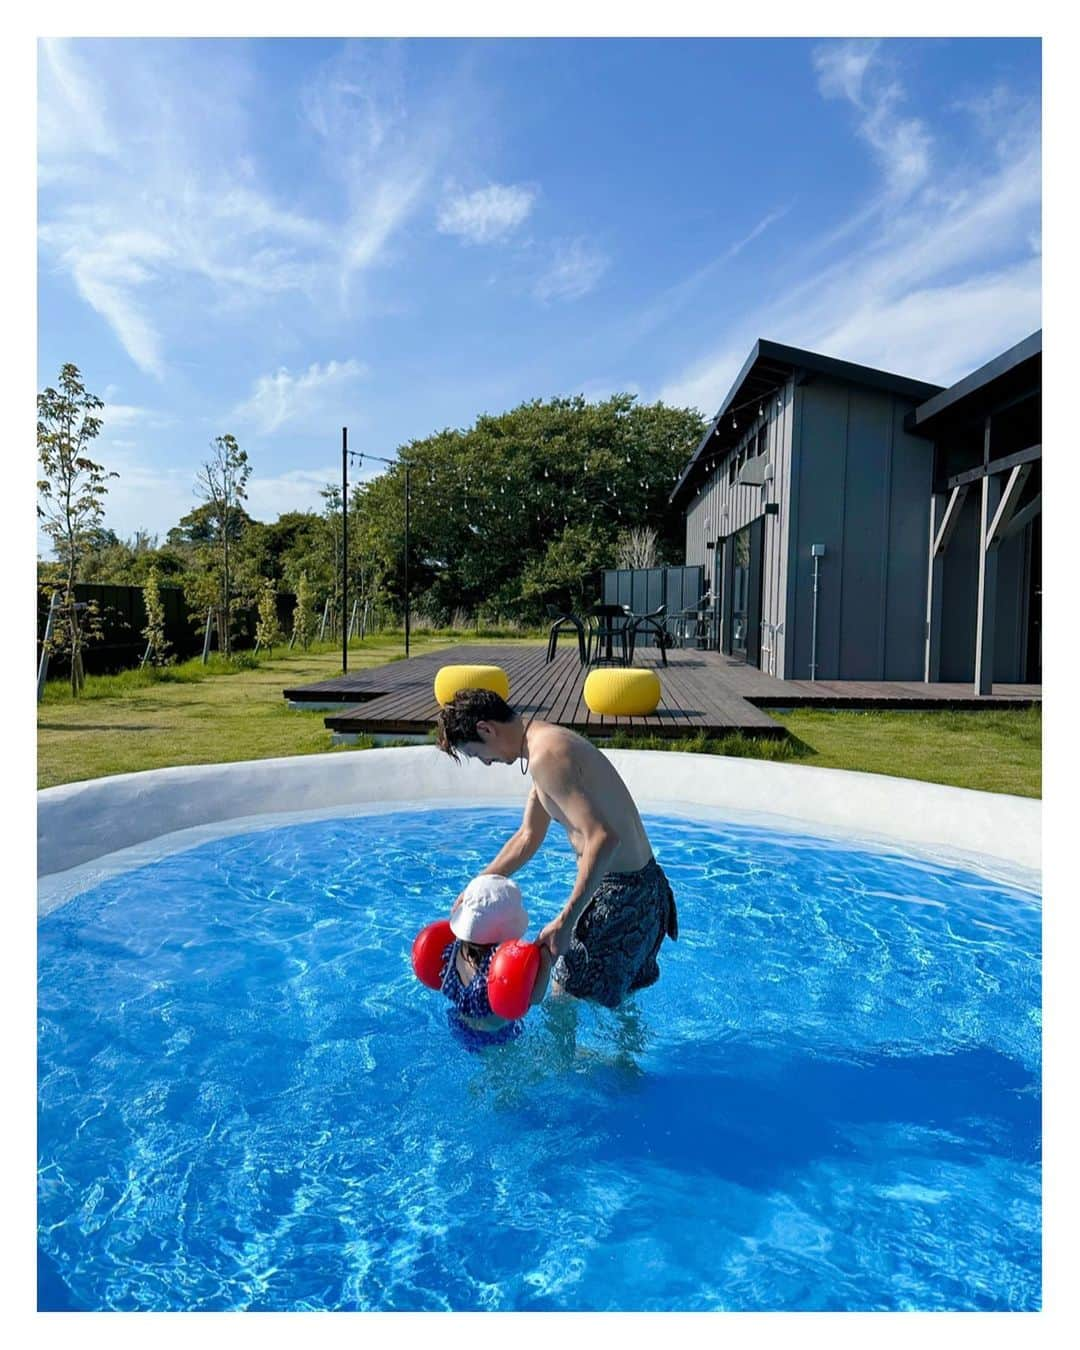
37;35;1041;546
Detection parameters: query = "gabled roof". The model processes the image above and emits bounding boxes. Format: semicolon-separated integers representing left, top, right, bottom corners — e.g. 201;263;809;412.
670;338;943;507
909;330;1041;438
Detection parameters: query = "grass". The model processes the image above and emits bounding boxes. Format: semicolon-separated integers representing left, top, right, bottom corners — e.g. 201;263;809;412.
37;637;1040;797
600;704;1041;799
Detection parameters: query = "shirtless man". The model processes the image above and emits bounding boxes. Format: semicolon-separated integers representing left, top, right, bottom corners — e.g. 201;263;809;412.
435;689;678;1009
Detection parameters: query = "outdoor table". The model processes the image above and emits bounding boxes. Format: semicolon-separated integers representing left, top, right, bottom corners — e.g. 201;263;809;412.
588;604;632;665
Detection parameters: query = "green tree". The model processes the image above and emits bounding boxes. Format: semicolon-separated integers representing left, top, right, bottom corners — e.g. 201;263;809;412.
352;393;705;624
141;563;171;666
291;571;315;651
254;577;283;654
193;434;251;657
37;363;117;693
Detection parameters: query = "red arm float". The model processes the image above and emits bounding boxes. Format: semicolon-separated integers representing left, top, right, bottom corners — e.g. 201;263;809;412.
412;919;455;990
487;940;542;1019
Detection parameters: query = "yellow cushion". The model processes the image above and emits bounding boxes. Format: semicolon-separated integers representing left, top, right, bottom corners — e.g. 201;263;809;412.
434;663;510;708
583;668;661;717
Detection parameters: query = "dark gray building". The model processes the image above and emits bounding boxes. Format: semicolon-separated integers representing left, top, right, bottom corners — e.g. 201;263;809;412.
671;334;1041;689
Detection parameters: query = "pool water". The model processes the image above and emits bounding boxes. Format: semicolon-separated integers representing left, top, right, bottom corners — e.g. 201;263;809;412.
38;808;1041;1311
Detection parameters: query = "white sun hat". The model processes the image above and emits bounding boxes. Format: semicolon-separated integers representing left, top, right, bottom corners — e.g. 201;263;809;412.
450;874;528;944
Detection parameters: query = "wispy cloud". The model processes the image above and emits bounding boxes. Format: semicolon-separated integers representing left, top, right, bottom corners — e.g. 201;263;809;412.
659;44;1040;414
231;359;369;436
37;38;473;377
812;39;932;199
244;468;344;524
38;39;333;378
723;205;792;261
300;40;473;296
436;183;538;244
534;238;609;303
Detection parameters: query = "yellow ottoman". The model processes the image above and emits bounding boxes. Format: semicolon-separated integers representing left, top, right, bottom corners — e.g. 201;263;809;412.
434;663;510;708
583;668;661;717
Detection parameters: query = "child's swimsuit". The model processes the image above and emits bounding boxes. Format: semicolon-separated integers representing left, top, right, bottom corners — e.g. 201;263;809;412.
440;940;524;1053
551;856;679;1009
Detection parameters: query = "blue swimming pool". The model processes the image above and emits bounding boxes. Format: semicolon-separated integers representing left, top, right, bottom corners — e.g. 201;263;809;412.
37;808;1041;1311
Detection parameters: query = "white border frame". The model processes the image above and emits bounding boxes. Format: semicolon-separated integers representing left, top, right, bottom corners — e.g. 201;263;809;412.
38;748;1041;911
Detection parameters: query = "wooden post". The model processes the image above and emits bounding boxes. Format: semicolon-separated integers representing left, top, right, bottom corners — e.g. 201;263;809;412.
201;609;214;664
974;417;999;695
37;590;60;702
924;493;944;682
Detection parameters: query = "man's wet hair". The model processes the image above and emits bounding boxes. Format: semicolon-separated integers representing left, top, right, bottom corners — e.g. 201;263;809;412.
435;688;517;760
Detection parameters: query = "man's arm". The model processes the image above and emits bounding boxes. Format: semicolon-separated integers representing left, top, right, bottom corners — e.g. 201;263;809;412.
479;786;551;878
534;753;620;958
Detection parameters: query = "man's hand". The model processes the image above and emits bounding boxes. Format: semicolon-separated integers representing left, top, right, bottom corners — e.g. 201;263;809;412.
537;910;574;959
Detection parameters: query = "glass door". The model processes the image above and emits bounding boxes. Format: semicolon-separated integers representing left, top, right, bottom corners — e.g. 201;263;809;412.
731;526;751;659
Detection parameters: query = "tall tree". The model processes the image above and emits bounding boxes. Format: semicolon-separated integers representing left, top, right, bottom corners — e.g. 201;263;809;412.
193;435;251;657
140;563;171;667
254;577;283;655
37;364;116;693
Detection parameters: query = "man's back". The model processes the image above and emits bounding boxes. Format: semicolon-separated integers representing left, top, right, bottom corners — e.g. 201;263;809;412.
527;720;653;872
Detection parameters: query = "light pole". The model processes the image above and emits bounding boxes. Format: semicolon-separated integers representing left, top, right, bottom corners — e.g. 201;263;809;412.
342;435;414;666
341;426;349;674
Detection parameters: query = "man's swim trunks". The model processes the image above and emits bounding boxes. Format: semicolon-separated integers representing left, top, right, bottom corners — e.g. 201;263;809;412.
552;856;678;1009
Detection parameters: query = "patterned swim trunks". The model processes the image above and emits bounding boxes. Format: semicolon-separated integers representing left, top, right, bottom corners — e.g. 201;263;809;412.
552;856;678;1009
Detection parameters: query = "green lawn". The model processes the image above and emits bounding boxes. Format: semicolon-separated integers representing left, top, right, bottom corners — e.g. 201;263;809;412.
37;637;1041;797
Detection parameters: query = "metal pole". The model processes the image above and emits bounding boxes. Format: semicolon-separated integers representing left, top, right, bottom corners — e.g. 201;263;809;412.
37;590;60;702
404;464;411;658
202;609;214;664
342;427;348;674
809;551;821;681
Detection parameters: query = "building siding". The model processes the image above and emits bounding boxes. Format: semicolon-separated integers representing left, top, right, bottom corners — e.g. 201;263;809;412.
786;377;932;681
683;379;795;670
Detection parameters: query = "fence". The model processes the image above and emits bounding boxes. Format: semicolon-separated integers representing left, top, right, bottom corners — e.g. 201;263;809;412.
600;566;705;645
36;583;299;677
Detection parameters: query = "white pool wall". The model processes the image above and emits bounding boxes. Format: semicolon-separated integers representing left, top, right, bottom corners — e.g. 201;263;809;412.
38;747;1040;896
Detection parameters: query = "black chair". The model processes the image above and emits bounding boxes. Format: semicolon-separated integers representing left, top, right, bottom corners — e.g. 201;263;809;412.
627;605;669;666
588;604;632;666
545;605;588;665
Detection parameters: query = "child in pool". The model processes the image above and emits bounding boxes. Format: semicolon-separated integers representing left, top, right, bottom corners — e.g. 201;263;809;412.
439;874;552;1052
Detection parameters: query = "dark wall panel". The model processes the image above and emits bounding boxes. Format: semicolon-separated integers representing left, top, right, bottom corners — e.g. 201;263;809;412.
993;524;1028;684
940;494;980;681
838;388;890;678
790;381;848;680
884;400;934;680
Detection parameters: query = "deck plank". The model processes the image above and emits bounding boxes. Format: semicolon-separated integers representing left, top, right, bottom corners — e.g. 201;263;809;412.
288;642;1039;739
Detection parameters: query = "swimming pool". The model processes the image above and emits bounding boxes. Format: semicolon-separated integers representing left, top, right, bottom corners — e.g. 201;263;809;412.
38;804;1040;1312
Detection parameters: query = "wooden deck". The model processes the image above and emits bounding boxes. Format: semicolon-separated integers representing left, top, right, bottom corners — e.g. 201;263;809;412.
283;643;1040;741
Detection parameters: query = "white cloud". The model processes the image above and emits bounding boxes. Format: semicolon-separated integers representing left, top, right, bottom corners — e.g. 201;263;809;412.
299;40;468;296
99;402;154;430
534;239;609;303
38;40;334;378
723;205;792;261
244;468;344;524
38;39;472;375
812;39;932;199
436;183;538;244
578;379;642;404
659;48;1040;415
37;37;116;163
231;359;369;436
